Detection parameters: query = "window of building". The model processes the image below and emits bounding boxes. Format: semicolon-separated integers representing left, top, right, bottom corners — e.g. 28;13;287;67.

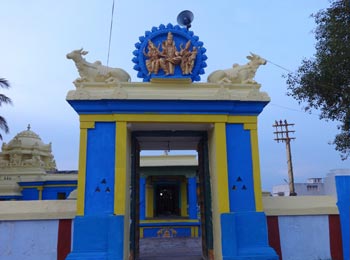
57;192;66;200
307;185;318;191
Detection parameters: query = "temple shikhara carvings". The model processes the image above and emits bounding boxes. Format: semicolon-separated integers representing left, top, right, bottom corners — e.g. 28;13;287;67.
0;125;56;170
0;125;78;201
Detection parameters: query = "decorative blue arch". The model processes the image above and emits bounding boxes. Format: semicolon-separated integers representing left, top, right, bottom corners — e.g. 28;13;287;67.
132;23;207;82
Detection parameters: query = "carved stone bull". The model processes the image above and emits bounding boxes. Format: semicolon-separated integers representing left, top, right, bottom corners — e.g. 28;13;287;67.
207;52;266;84
67;48;131;84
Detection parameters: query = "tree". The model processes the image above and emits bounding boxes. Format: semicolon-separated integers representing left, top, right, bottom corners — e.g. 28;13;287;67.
0;78;12;140
286;0;350;160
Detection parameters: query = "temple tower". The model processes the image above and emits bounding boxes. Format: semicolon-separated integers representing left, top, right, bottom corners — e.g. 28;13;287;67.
0;126;61;200
66;24;278;260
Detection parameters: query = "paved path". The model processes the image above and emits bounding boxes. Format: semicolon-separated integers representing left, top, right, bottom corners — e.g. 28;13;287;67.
139;237;203;260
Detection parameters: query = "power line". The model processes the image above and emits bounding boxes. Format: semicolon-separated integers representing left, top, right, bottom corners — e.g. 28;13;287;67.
266;59;293;73
261;58;324;117
270;103;320;117
107;0;115;66
270;103;321;117
270;103;304;113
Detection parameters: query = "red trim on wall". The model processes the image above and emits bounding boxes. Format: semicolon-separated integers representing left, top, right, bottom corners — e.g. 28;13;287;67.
329;215;343;260
267;216;282;260
57;219;72;260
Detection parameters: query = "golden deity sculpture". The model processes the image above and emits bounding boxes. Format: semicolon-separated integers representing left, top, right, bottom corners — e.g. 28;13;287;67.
179;41;198;75
143;40;161;75
143;32;197;76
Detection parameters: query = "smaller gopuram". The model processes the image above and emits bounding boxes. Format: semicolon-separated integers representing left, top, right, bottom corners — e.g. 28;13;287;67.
0;126;76;200
66;22;278;260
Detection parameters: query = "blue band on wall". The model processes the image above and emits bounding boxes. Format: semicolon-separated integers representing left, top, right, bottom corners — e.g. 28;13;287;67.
68;99;268;115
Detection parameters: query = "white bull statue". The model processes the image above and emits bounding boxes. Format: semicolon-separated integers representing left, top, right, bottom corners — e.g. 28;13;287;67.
207;52;266;84
67;48;131;83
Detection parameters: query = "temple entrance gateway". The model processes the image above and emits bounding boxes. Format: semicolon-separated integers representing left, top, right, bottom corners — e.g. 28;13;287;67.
129;130;214;259
66;22;278;260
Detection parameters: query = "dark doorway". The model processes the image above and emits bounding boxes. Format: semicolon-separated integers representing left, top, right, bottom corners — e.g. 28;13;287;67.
155;184;179;217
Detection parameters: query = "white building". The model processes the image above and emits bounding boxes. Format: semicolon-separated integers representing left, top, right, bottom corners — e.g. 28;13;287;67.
272;169;350;196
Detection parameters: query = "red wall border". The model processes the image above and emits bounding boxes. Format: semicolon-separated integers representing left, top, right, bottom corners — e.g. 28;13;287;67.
329;214;343;260
267;216;282;260
57;219;72;260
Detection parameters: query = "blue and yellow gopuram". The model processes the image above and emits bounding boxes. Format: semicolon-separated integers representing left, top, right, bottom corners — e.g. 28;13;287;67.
66;24;278;260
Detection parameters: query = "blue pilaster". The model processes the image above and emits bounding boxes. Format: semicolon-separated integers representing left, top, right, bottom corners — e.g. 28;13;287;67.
67;215;124;260
188;176;197;219
226;123;255;212
221;212;279;260
336;175;350;260
85;122;116;216
224;123;278;260
140;177;146;220
67;122;124;259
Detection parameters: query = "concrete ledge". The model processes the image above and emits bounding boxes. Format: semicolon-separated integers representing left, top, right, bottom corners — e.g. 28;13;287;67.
0;200;76;220
66;82;270;102
263;196;339;216
0;195;339;221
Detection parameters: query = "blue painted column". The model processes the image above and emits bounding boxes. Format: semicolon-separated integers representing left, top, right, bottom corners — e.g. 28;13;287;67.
226;124;256;212
220;123;278;260
188;176;197;219
67;122;124;260
336;175;350;260
139;177;146;220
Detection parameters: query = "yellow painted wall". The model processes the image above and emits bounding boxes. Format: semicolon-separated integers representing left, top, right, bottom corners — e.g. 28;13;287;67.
122;125;131;260
79;114;257;124
76;122;94;216
208;123;230;260
180;180;188;217
37;187;43;200
244;123;263;212
146;180;154;218
114;122;127;215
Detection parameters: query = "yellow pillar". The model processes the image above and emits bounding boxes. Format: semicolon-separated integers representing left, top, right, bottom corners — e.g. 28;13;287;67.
209;122;230;260
76;121;94;216
244;123;264;212
180;179;188;217
37;186;43;200
114;121;127;215
214;122;230;213
146;181;154;218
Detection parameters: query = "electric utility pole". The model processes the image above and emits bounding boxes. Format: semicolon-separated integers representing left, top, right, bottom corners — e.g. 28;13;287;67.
273;120;297;196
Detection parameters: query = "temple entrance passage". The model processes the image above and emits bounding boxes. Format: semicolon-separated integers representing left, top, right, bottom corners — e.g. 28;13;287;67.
129;130;213;260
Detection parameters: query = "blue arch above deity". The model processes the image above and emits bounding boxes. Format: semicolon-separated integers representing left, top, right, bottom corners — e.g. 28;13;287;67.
132;24;207;82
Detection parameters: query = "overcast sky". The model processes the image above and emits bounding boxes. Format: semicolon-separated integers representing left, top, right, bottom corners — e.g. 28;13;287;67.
1;0;348;191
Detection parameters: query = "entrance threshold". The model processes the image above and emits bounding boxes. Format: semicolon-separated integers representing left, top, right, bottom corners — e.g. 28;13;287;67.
139;237;202;260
